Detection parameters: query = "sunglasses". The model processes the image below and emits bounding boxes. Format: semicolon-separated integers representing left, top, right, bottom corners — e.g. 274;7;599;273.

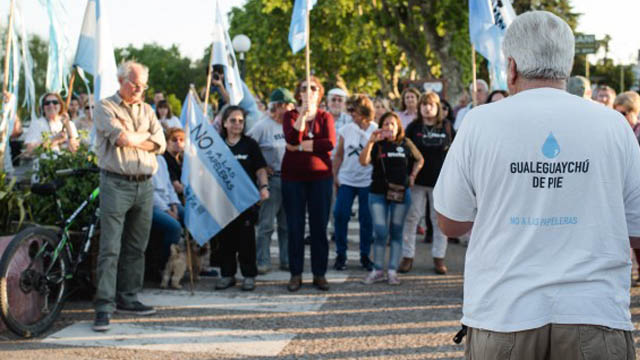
618;110;629;116
301;85;318;92
347;107;355;113
330;97;344;103
170;137;184;142
43;100;60;106
85;106;94;110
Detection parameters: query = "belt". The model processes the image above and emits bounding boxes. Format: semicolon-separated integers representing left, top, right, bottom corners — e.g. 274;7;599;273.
101;169;152;182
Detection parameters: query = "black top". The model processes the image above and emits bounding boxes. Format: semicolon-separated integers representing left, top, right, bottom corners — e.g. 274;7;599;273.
370;139;417;194
405;121;451;187
163;152;182;183
226;136;268;184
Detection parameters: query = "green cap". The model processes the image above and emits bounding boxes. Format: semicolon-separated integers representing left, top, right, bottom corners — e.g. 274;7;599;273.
269;88;296;104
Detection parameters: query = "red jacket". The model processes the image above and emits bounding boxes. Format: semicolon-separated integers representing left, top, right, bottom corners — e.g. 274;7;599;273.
282;109;335;181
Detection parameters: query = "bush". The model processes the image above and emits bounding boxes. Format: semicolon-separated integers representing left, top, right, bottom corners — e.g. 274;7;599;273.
30;139;98;230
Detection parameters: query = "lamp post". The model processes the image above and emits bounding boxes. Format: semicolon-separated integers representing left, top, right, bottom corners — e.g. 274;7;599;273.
232;34;251;80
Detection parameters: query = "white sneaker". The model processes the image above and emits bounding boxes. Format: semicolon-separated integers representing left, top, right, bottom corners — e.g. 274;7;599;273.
387;270;400;285
362;270;385;284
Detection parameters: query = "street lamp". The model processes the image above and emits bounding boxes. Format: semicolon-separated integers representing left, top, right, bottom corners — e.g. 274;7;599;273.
232;34;251;80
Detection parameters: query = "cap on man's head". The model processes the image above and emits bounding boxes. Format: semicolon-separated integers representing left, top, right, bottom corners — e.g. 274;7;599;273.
327;88;348;98
269;88;296;104
567;76;591;98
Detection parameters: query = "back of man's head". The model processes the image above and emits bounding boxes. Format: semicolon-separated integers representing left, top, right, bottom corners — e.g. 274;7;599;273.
503;11;574;81
567;76;591;99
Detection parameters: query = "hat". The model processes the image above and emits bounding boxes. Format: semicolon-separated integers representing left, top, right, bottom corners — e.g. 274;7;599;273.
567;76;591;98
269;88;296;104
327;88;348;98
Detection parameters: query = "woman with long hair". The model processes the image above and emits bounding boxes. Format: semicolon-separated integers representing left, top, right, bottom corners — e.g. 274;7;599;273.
155;100;181;131
359;112;423;285
397;87;420;128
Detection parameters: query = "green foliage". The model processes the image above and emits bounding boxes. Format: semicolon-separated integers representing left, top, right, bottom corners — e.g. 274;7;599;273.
572;56;637;92
0;171;30;235
166;93;182;117
30;138;99;230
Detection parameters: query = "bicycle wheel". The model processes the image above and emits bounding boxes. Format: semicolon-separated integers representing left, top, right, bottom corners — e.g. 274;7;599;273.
0;227;68;338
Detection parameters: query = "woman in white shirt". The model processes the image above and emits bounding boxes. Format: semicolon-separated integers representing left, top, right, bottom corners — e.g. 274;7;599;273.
155;100;182;131
332;94;377;271
24;92;79;156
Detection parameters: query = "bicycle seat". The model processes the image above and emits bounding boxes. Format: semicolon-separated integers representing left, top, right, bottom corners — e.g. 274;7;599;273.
31;179;63;196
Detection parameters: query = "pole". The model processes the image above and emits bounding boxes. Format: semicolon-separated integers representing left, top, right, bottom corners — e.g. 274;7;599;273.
203;43;215;118
62;68;78;152
585;55;590;79
471;45;477;107
620;65;624;93
239;52;246;80
2;0;15;94
305;0;311;106
184;232;195;295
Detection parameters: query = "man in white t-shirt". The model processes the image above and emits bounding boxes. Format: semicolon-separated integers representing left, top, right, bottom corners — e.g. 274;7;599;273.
434;11;639;359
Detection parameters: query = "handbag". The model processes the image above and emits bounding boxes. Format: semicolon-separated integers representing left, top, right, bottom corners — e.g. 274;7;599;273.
378;143;406;203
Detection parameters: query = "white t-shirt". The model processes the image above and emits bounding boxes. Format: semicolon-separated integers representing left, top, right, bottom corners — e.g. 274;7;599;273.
434;87;640;332
24;117;79;150
334;112;353;133
453;104;471;131
160;116;182;129
337;121;377;187
246;115;286;172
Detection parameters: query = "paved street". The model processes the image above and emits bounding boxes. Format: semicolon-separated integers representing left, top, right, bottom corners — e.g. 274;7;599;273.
1;221;639;359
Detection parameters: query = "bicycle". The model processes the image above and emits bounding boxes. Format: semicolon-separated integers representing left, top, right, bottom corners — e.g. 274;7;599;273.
0;167;100;338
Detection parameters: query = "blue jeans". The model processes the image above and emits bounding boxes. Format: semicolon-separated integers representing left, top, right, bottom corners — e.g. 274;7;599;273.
151;204;185;267
369;191;411;271
333;184;372;259
282;177;333;277
256;175;288;267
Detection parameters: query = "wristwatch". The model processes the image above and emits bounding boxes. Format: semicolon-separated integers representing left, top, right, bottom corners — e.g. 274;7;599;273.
298;144;303;152
260;184;269;190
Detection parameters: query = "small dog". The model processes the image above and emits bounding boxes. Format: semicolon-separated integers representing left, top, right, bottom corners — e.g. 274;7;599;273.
160;244;187;289
160;240;211;289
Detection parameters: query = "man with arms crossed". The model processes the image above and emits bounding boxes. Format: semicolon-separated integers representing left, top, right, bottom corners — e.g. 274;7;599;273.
93;61;166;331
434;11;638;358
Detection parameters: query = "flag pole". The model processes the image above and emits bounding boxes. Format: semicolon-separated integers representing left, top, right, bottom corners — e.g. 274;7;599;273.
2;0;15;95
203;43;215;118
184;231;195;295
471;45;478;107
305;0;311;106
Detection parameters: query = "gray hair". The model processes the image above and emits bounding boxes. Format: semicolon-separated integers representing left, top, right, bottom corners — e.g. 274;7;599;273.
502;11;574;80
117;60;149;81
469;79;489;93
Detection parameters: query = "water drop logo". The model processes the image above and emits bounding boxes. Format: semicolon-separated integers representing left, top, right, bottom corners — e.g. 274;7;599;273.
541;132;560;159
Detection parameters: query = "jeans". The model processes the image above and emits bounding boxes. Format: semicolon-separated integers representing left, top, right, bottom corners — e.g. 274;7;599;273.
256;175;288;268
95;173;153;313
333;184;372;259
218;209;258;278
369;191;411;271
402;185;447;258
282;177;333;277
151;204;184;268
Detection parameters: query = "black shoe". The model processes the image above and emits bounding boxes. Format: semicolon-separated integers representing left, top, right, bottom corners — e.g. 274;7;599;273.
333;255;347;270
313;276;330;291
93;312;111;332
115;301;156;316
360;255;373;271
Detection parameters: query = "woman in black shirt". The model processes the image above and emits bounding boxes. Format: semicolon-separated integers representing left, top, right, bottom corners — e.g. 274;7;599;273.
403;92;452;275
359;112;423;285
216;106;270;291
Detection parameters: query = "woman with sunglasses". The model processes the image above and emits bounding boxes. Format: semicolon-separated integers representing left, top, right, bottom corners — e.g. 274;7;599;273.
401;92;452;275
360;112;423;285
331;94;377;271
216;106;270;291
282;76;336;292
24;92;79;156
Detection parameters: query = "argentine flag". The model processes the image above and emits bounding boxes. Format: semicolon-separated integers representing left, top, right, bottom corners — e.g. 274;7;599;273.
469;0;516;90
212;0;244;106
288;0;317;54
74;0;118;102
180;90;260;245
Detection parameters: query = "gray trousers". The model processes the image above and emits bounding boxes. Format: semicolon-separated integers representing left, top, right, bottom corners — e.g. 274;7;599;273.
466;324;636;360
256;175;288;267
95;173;153;313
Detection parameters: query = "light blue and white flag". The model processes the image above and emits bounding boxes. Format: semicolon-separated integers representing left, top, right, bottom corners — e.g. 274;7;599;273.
40;0;72;93
180;89;260;245
74;0;119;103
288;0;316;54
468;0;516;90
15;3;36;122
212;0;243;105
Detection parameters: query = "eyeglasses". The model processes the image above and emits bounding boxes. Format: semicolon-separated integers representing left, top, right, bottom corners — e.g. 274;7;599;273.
618;109;629;116
43;100;60;106
347;107;355;113
301;85;318;92
330;97;344;103
85;106;94;110
126;78;149;91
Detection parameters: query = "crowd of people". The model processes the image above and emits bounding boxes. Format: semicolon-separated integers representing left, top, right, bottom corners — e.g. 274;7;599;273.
5;11;640;357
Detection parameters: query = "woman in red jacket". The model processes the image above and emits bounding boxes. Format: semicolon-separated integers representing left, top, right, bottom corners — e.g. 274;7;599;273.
282;76;336;292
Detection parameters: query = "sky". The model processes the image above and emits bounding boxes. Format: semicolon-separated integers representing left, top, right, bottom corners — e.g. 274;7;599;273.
0;0;637;65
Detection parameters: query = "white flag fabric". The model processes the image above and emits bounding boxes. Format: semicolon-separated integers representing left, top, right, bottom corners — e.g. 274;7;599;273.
74;0;119;102
40;0;72;93
211;0;244;105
